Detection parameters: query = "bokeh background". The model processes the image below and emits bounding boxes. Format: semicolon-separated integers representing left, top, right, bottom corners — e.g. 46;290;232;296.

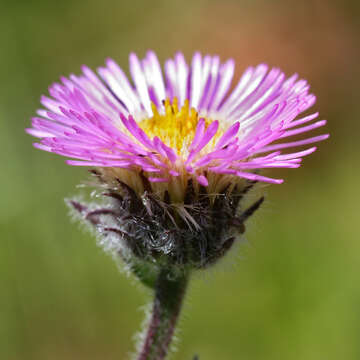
1;0;359;359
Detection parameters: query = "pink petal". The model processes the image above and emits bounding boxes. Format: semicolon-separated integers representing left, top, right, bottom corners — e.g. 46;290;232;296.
196;175;209;186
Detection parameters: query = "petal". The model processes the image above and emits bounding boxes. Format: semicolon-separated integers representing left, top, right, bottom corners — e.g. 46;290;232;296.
129;53;152;115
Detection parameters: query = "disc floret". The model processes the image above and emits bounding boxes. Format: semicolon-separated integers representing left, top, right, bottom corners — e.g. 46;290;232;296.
139;98;215;155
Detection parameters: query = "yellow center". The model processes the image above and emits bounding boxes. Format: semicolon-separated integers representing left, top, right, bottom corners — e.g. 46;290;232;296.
138;97;213;154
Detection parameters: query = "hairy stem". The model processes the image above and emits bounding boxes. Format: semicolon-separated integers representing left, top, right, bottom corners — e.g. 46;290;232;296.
137;267;189;360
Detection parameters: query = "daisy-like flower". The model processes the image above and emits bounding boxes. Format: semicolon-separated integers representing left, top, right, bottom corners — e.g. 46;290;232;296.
27;51;328;360
26;49;330;272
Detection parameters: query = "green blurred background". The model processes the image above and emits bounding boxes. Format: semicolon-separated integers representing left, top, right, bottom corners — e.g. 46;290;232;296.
1;0;359;359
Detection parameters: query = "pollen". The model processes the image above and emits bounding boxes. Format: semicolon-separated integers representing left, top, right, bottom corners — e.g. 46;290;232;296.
138;97;212;154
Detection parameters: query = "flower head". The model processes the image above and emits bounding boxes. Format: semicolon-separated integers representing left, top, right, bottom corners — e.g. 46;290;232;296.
27;51;328;273
27;51;328;200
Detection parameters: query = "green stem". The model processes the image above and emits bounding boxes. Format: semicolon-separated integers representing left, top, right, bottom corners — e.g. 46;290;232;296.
137;267;189;360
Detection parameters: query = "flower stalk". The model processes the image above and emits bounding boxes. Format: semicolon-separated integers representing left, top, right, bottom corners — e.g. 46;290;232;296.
137;267;190;360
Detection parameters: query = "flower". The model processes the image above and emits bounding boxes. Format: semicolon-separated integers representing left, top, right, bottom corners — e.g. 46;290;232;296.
27;51;328;201
26;51;328;272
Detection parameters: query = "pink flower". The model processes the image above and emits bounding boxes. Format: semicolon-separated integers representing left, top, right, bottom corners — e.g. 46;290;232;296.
27;51;328;196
